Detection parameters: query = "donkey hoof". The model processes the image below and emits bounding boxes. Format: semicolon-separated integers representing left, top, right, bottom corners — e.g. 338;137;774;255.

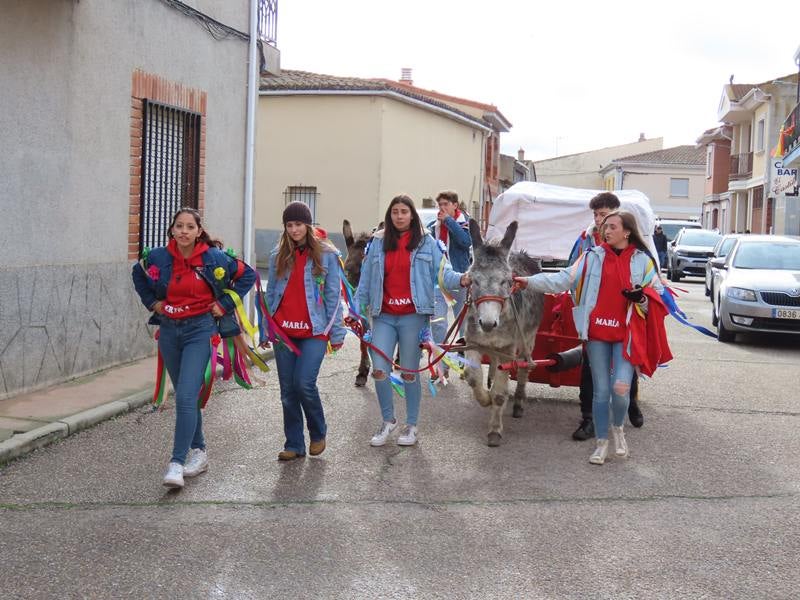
355;374;368;387
512;404;524;418
487;432;502;447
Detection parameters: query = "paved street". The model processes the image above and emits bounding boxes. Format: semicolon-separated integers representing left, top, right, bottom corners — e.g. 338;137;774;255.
1;281;799;599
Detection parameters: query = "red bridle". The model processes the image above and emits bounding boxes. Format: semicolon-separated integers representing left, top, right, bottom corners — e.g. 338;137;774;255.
473;294;509;307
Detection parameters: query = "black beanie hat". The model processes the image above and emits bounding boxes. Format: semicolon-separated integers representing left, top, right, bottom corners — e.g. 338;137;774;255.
282;201;313;226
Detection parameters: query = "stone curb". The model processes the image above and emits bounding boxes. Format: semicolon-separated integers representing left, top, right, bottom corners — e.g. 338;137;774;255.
0;349;274;466
0;389;152;466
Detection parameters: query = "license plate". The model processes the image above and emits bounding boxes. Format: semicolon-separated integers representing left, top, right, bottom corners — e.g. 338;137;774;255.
773;308;800;319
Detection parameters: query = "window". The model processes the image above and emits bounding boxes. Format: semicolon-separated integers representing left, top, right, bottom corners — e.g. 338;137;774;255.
756;118;765;152
284;186;318;223
139;100;201;252
670;178;689;198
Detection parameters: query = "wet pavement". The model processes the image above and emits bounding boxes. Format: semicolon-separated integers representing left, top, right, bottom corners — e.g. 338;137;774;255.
1;281;798;599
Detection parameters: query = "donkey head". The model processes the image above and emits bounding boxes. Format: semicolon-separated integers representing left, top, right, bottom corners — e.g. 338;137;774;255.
342;219;371;287
468;219;518;332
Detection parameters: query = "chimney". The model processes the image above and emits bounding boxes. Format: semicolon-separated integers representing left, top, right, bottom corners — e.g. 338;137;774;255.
517;148;525;162
400;68;413;86
638;132;646;142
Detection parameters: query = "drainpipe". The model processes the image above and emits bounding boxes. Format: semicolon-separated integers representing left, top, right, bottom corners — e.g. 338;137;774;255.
243;0;258;269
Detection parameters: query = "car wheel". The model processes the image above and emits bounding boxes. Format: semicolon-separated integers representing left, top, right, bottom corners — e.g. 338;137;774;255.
670;268;681;282
717;315;735;343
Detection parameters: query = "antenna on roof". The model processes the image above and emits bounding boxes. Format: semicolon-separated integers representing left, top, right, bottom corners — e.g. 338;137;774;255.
729;74;734;84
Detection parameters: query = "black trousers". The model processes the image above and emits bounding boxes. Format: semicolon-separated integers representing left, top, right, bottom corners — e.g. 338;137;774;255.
578;348;639;419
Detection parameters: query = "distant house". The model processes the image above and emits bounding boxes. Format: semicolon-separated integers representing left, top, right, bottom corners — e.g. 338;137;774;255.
500;150;534;192
0;1;269;398
599;146;706;220
716;73;799;234
696;126;732;231
534;136;663;190
256;70;504;258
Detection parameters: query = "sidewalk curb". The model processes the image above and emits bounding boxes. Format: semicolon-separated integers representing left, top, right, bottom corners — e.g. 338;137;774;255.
0;349;274;466
0;389;151;466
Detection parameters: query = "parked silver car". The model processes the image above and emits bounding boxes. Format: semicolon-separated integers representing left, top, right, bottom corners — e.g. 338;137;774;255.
667;228;721;282
704;233;741;298
710;235;800;342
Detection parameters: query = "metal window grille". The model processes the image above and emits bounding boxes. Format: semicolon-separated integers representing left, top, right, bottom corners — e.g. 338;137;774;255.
258;0;278;46
139;100;201;253
283;186;318;223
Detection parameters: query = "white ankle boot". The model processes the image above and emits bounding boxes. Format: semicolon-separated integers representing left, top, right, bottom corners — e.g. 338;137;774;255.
589;439;609;465
611;426;629;458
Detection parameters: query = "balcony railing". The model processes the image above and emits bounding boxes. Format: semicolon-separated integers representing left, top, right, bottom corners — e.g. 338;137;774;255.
779;102;799;159
729;151;753;181
258;0;278;46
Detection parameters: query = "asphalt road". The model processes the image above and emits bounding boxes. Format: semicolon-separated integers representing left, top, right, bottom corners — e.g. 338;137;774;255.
1;280;799;599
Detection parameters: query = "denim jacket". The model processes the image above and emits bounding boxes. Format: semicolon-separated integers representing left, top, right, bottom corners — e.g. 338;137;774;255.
131;246;256;335
526;245;661;340
355;229;463;316
428;213;472;272
265;246;346;345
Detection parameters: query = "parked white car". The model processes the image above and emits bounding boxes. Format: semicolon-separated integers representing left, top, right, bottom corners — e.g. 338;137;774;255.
710;235;800;342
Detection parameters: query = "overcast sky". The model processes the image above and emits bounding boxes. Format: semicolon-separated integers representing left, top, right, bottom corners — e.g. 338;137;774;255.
276;0;799;161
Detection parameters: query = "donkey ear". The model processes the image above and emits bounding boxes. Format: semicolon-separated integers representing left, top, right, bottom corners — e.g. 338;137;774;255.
468;219;483;248
343;220;354;249
501;221;518;251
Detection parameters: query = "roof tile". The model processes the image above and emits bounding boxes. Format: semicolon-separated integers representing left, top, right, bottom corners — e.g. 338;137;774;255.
612;145;706;165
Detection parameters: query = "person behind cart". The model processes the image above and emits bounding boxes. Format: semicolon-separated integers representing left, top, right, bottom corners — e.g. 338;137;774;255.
514;210;671;464
428;190;472;379
567;192;645;442
653;224;668;268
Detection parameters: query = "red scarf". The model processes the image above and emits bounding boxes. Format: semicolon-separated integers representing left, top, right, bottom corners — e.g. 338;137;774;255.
438;209;461;246
588;244;634;342
624;287;673;376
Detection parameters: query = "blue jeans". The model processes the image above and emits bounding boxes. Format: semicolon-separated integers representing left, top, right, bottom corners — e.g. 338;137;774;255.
158;313;217;465
585;340;635;440
274;337;328;454
431;286;467;344
370;313;429;426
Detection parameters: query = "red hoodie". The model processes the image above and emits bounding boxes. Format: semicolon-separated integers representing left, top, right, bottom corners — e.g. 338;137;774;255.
588;244;634;342
272;247;328;340
163;239;215;319
382;230;415;315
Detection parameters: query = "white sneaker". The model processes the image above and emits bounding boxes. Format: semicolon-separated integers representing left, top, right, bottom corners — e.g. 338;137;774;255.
162;462;184;488
370;420;397;446
183;449;209;477
397;424;418;446
611;426;629;458
589;439;609;465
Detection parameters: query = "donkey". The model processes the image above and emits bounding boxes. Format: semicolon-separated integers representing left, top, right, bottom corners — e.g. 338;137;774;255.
463;219;545;447
342;219;372;386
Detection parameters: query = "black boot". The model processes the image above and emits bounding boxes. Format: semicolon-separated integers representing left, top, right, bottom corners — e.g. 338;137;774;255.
628;397;644;428
572;416;595;441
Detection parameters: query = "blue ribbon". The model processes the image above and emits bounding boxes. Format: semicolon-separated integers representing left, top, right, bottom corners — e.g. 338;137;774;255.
661;288;717;338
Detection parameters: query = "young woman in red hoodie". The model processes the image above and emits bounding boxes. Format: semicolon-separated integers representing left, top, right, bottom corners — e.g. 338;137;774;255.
266;202;346;461
132;209;256;488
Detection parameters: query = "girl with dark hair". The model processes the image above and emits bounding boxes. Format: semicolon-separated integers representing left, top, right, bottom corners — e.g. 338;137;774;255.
266;201;345;461
354;195;470;447
132;208;256;488
514;210;671;465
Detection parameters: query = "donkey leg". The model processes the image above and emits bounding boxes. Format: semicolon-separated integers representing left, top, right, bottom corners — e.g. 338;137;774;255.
465;350;491;407
488;368;510;446
355;341;370;387
486;356;497;389
512;366;529;418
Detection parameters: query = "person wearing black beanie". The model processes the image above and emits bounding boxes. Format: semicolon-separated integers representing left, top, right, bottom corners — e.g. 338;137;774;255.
266;202;345;461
